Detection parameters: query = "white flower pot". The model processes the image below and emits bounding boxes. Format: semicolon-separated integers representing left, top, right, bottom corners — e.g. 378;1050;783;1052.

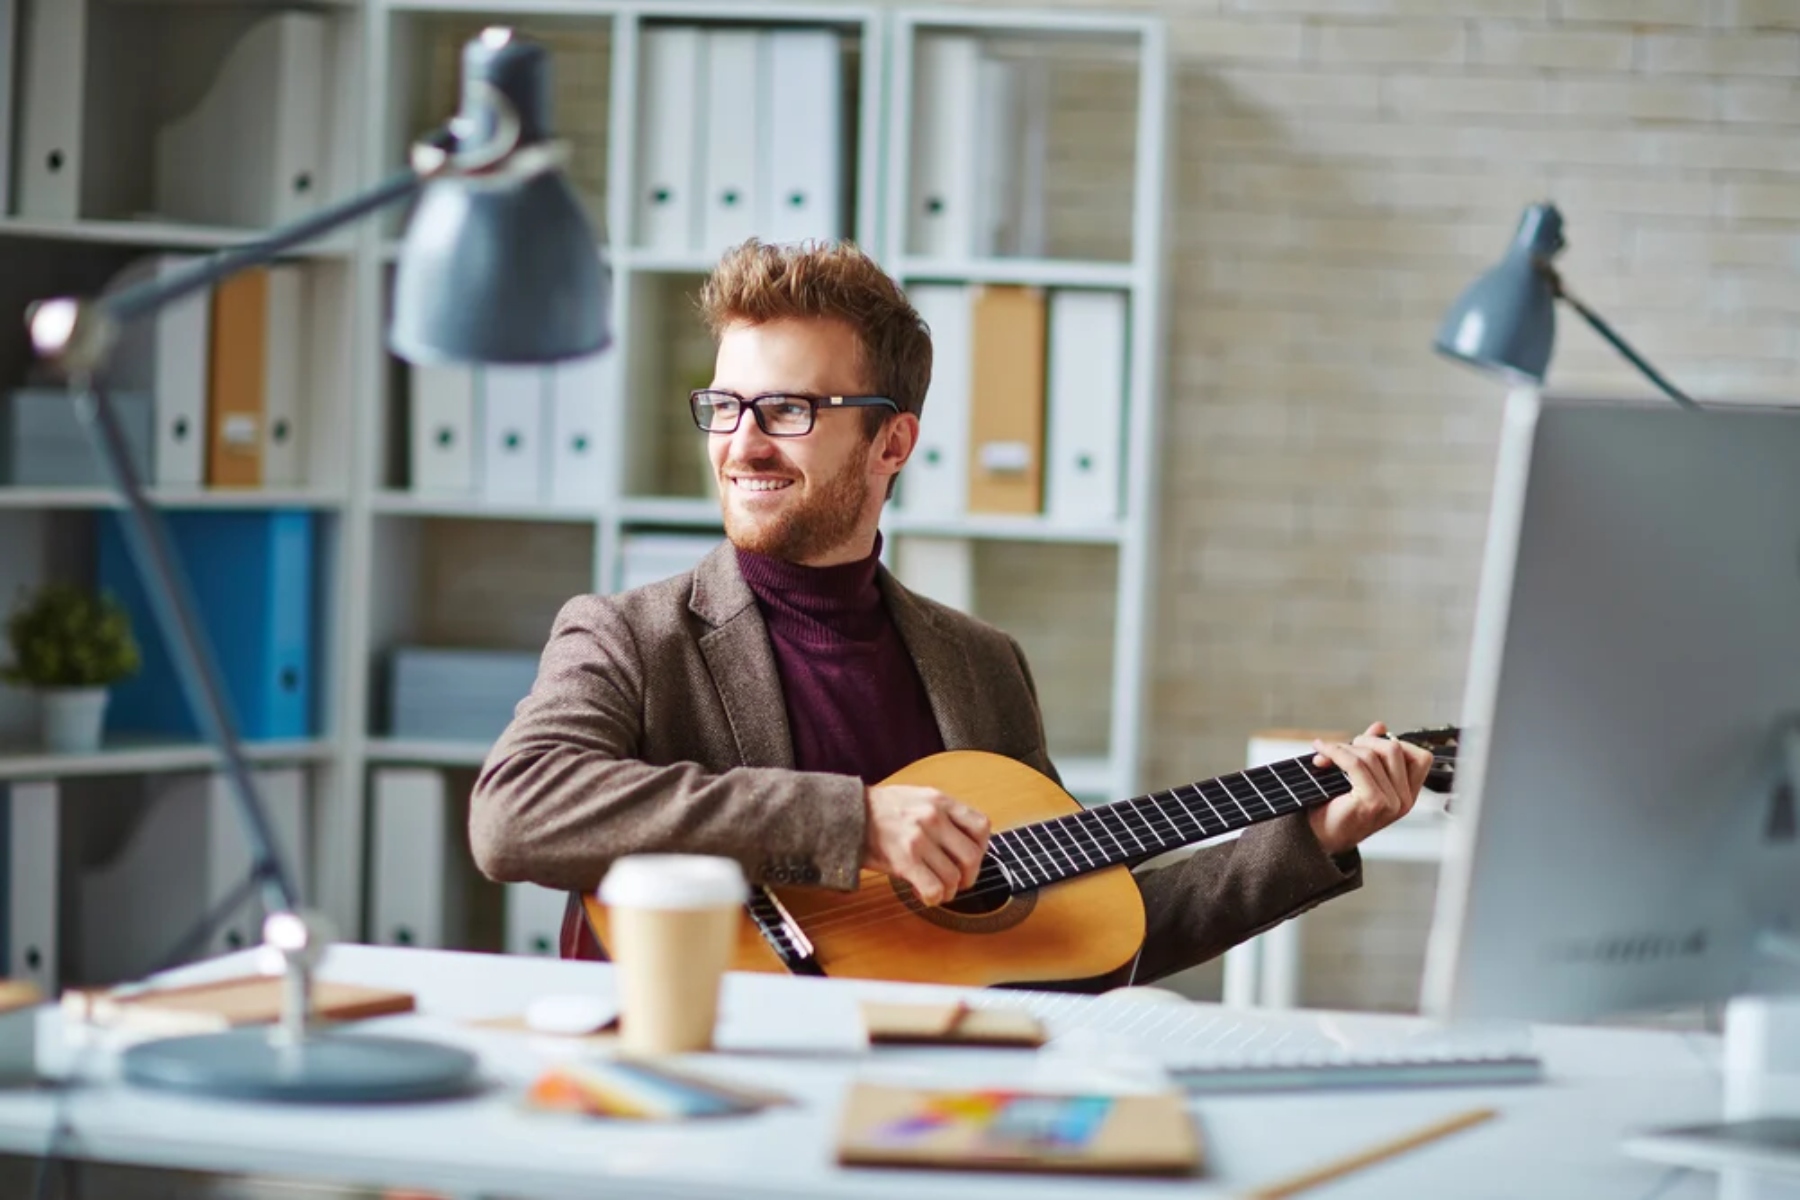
39;687;109;755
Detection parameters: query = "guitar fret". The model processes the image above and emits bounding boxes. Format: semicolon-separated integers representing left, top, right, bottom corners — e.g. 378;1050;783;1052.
1240;767;1289;816
1270;759;1332;804
989;837;1031;888
1258;762;1308;811
1046;816;1096;874
1119;800;1169;853
1169;786;1225;839
1221;772;1271;819
1019;823;1064;881
1083;807;1135;862
1201;777;1249;825
1164;787;1216;840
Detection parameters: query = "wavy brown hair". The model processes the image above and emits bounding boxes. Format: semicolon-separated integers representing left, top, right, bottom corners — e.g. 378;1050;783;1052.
698;239;932;437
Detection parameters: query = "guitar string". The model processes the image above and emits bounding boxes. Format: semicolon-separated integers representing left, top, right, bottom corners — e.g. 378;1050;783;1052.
772;751;1455;944
780;750;1458;940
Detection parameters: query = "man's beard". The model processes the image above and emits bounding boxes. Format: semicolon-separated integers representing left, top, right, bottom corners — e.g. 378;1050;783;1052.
719;444;873;563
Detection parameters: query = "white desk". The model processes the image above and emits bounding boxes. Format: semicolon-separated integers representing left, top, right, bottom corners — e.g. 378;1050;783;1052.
0;945;1735;1198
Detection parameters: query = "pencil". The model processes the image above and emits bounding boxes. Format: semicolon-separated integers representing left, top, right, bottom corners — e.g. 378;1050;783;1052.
1241;1107;1498;1200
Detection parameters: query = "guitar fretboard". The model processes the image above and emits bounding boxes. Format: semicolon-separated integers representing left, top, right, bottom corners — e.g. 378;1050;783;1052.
987;755;1351;892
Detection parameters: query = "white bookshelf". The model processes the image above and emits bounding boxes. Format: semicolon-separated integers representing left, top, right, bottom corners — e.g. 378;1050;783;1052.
0;1;1170;979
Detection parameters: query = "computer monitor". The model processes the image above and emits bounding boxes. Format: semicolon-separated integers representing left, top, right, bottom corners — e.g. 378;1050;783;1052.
1422;389;1800;1026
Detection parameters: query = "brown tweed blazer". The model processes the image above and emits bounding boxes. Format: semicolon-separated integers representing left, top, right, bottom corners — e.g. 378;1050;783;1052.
470;542;1360;984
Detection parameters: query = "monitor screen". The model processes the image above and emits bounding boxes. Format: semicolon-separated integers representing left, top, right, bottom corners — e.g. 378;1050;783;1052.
1422;390;1800;1024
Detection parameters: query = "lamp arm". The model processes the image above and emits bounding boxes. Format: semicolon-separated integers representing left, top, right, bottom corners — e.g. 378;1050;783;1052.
106;169;424;326
1552;277;1705;414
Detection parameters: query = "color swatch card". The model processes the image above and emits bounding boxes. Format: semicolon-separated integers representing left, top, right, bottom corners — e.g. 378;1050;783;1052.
526;1059;791;1121
835;1083;1200;1175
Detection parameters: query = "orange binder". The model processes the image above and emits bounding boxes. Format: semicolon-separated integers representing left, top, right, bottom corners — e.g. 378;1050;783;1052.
207;268;270;487
967;285;1047;514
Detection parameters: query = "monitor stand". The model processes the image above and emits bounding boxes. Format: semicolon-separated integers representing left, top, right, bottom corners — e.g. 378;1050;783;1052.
1622;993;1800;1199
1622;725;1800;1198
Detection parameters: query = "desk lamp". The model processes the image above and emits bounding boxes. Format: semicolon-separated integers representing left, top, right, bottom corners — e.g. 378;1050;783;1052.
26;28;609;1101
1434;202;1700;411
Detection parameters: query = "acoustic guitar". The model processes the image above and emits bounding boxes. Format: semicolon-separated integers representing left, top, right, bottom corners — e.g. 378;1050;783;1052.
583;728;1460;988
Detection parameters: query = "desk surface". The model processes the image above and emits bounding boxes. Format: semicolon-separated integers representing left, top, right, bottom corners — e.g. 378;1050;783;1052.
0;945;1729;1199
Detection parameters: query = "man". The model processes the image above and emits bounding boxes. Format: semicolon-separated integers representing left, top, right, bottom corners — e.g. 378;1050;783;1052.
470;239;1432;986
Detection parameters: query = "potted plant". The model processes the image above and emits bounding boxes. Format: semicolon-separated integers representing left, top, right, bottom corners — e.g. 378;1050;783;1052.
2;583;141;754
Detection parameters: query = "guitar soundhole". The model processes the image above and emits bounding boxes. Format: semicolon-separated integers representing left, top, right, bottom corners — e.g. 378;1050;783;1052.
891;869;1036;934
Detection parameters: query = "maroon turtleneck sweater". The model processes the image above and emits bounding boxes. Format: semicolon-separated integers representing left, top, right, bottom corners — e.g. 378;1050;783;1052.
735;540;945;784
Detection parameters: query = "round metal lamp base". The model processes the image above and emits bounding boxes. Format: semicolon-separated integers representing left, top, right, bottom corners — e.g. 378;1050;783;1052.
121;1028;479;1103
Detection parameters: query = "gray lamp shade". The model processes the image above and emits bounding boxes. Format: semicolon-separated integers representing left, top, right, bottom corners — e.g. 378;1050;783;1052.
390;31;611;366
1434;203;1564;384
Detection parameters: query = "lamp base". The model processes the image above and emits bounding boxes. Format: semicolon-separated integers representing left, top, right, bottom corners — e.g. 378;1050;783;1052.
121;1028;479;1103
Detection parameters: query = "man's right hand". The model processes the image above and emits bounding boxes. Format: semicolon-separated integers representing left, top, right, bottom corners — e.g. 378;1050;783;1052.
862;786;991;906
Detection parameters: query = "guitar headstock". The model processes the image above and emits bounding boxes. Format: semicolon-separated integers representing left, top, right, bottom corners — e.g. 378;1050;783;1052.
1395;726;1460;795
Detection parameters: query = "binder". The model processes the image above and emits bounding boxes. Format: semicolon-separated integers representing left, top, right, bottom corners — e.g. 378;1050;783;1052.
634;26;703;253
98;510;317;741
206;767;308;956
908;35;981;259
899;285;972;519
153;11;327;228
207;268;270;487
967;286;1047;514
1045;290;1128;522
973;56;1018;257
699;29;764;256
2;781;58;993
14;0;85;218
104;255;212;488
409;364;477;494
892;536;974;614
478;366;548;504
0;0;17;215
260;265;307;487
505;883;568;957
370;768;462;950
617;532;721;592
763;30;842;247
548;350;613;506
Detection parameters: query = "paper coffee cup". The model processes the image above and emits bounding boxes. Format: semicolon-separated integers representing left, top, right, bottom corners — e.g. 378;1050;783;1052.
599;854;747;1056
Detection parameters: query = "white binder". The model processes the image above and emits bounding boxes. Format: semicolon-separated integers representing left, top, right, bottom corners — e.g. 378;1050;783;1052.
699;29;764;256
505;883;568;957
206;767;309;956
14;0;86;218
548;350;613;507
973;56;1017;257
3;781;58;993
763;30;842;247
104;255;212;487
618;532;721;591
891;536;975;614
370;767;459;950
409;364;477;494
478;366;548;504
634;26;703;253
908;35;981;259
153;11;327;228
261;265;307;486
1045;290;1128;521
899;284;972;518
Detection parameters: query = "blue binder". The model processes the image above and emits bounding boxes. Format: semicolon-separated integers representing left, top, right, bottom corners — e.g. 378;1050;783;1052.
97;511;317;741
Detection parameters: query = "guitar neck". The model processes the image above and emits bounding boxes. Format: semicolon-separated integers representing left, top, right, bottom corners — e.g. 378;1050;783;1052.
987;754;1350;893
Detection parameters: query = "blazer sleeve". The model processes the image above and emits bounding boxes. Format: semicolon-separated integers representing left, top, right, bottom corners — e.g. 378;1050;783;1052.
468;595;868;894
1129;822;1361;985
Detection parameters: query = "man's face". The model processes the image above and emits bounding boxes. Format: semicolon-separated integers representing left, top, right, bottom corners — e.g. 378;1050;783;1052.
707;317;900;566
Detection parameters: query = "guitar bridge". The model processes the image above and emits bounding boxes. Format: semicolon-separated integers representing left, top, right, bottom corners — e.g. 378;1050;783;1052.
746;885;825;976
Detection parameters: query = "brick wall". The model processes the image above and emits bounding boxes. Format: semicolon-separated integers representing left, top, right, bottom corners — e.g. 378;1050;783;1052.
957;0;1800;1009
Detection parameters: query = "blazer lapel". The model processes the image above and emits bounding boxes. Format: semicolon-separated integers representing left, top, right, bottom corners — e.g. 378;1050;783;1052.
691;544;796;769
880;567;989;752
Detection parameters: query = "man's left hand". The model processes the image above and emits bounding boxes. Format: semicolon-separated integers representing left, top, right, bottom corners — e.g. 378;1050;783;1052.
1305;722;1433;858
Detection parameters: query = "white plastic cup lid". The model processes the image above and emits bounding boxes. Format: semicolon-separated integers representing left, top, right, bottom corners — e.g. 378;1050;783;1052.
599;854;747;910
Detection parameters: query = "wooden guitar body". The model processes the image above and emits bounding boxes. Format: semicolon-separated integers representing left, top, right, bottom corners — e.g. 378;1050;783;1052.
583;751;1148;988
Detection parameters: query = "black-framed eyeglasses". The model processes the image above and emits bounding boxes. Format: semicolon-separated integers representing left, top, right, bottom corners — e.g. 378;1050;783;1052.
689;390;900;438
